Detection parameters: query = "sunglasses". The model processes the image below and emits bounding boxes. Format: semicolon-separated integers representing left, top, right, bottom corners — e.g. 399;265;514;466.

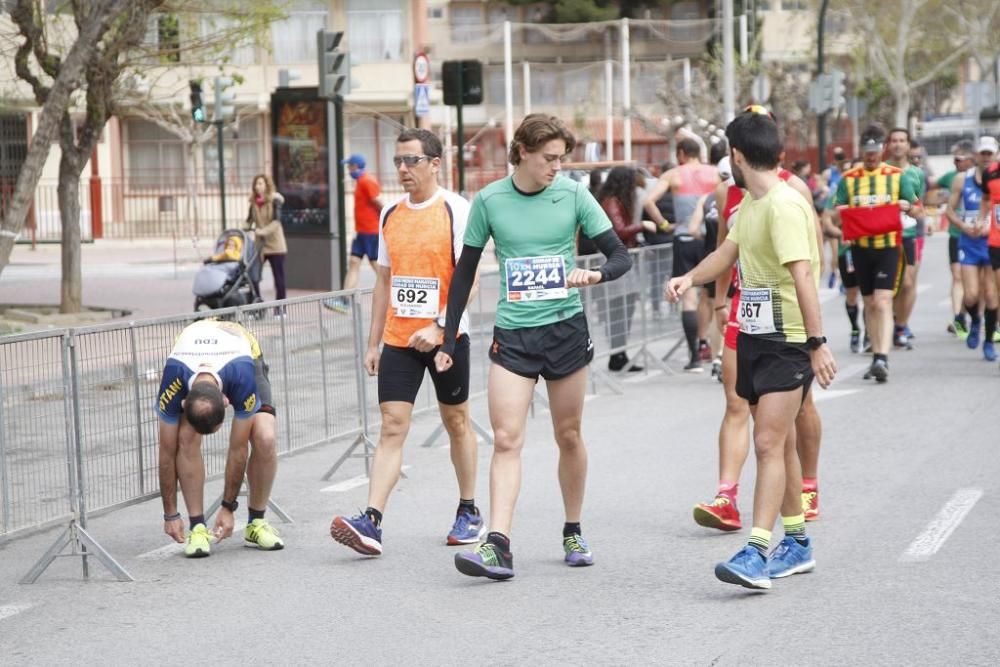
393;155;432;168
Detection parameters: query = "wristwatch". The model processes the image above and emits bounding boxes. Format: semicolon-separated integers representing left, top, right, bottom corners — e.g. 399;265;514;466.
435;314;447;329
221;499;239;513
805;336;827;350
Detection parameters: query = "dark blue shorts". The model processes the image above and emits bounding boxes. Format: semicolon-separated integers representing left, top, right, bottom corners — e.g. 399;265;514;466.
351;233;379;260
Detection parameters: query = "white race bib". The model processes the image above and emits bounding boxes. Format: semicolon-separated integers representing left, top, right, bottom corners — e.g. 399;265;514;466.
738;288;776;335
391;276;439;318
504;256;568;302
901;211;918;229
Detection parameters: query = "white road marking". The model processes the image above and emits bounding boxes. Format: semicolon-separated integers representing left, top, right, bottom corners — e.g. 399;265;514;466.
320;466;410;493
0;604;33;621
917;284;933;295
900;488;983;563
937;297;953;307
812;388;860;403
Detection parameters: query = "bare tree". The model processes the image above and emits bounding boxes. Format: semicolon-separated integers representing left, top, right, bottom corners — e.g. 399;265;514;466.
0;0;137;286
845;0;968;127
3;1;280;312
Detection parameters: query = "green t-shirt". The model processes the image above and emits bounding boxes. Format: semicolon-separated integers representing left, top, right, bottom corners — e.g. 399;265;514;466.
899;164;926;239
465;175;612;329
728;181;820;344
937;169;962;238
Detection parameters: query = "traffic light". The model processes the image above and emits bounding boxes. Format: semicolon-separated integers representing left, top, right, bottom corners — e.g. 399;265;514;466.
213;76;235;122
442;60;484;106
189;80;205;123
317;30;350;99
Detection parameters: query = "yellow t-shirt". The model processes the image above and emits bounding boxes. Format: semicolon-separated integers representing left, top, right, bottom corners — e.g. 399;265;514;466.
728;181;819;344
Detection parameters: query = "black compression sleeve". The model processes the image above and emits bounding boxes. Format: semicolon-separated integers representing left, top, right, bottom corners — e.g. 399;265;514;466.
590;228;632;283
441;244;484;356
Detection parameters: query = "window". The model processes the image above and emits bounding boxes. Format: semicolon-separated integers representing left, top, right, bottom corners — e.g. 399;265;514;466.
485;66;521;107
530;68;557;106
142;13;180;63
0;114;28;185
200;16;255;66
428;6;444;19
563;68;593;107
203;116;263;187
780;0;807;9
125;119;185;188
347;0;404;62
450;5;481;43
669;1;702;40
270;2;327;64
345;114;407;191
757;0;772;9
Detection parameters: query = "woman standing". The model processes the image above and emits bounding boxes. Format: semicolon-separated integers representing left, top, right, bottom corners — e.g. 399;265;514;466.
435;114;632;580
596;166;657;371
245;174;287;313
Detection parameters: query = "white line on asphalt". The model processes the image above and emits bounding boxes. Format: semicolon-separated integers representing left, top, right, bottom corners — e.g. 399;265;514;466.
812;388;860;403
0;604;33;621
938;297;952;307
138;524;248;560
917;284;933;295
900;488;983;563
320;466;410;493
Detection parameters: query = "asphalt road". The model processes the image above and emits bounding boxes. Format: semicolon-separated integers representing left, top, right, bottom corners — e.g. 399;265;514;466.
0;235;997;665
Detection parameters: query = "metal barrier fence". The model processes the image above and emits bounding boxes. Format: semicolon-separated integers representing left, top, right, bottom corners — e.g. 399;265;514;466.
0;243;684;582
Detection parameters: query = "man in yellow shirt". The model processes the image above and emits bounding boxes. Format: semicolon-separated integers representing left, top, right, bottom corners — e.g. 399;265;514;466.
667;110;836;590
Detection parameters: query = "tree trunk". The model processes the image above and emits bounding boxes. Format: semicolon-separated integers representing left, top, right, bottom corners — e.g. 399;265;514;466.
0;0;129;278
894;87;911;129
58;152;84;313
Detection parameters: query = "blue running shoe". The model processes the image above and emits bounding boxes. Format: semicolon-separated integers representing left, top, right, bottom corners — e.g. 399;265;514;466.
714;546;771;590
967;321;981;349
455;541;514;580
985;341;998;362
447;509;486;545
330;513;382;556
563;534;594;567
767;536;816;579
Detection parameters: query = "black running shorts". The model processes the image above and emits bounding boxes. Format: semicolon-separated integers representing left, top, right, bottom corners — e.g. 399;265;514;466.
901;236;917;266
852;245;903;296
949;236;959;265
990;246;1000;271
377;334;470;405
489;312;593;381
672;236;705;279
735;334;813;406
254;357;277;417
838;251;858;290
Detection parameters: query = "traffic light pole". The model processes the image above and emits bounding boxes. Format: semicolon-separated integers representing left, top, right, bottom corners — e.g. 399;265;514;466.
216;120;226;233
334;94;347;285
816;0;830;171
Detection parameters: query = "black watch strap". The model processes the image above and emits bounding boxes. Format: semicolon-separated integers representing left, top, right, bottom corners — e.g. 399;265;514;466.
806;336;827;350
221;499;239;512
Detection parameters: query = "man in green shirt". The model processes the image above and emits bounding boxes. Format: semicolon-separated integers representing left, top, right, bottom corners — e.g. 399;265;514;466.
435;114;632;580
937;141;975;336
887;128;927;349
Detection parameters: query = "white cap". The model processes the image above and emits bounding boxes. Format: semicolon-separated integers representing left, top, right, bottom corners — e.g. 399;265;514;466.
978;136;999;154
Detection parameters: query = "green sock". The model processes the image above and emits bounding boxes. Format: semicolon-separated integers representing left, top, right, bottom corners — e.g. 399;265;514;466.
782;513;807;545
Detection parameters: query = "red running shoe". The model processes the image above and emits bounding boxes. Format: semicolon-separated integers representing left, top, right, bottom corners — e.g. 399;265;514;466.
693;494;742;531
802;488;819;521
698;340;712;362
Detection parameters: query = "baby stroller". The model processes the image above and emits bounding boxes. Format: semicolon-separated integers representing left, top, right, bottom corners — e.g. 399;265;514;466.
193;229;263;311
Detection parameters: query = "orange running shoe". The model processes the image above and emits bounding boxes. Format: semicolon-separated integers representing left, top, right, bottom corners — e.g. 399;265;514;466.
802;488;819;521
693;494;742;531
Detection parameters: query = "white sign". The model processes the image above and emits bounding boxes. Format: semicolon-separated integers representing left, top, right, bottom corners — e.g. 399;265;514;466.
413;53;430;84
414;83;431;118
504;256;568;302
391;275;439;318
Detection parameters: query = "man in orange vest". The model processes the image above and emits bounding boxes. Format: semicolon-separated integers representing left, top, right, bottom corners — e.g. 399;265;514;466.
329;129;482;556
